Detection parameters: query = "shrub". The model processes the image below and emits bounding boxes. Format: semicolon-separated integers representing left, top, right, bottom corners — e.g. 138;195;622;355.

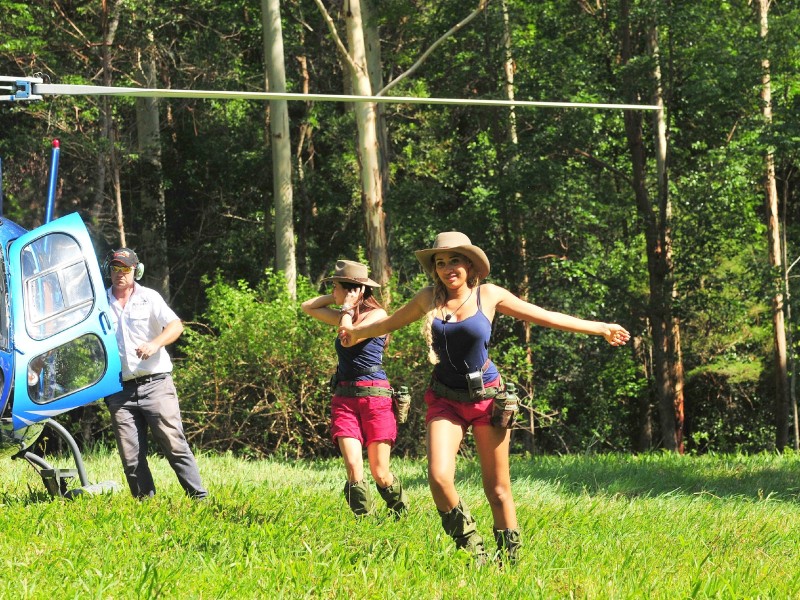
176;272;431;458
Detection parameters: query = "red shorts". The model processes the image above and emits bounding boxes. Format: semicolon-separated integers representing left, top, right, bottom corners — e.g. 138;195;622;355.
424;376;501;431
330;380;397;446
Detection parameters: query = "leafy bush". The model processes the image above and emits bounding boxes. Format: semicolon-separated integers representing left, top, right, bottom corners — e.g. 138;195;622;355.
177;272;334;458
176;272;431;458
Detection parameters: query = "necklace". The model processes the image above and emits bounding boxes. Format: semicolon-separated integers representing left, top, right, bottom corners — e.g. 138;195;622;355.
442;287;473;322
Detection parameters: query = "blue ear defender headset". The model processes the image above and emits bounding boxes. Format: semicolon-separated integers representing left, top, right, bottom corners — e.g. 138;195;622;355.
102;247;145;281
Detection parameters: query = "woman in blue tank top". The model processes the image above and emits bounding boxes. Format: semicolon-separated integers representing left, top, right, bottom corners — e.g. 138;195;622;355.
339;232;630;565
302;260;408;518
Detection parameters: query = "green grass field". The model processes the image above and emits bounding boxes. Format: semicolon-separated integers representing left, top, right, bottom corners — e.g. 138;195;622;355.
2;448;800;599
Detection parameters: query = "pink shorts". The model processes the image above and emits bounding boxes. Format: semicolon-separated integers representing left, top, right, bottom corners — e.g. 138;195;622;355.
330;380;397;446
424;376;501;432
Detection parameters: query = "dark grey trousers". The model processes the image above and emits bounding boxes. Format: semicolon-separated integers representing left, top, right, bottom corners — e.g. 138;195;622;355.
106;375;207;499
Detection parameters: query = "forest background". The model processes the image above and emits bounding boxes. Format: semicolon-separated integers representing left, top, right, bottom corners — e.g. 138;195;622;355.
0;0;798;459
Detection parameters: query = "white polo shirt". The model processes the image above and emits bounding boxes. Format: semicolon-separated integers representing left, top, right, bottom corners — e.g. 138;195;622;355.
107;283;180;381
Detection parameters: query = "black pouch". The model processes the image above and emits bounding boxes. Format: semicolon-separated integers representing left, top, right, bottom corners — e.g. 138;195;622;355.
490;382;519;429
328;373;338;394
465;370;485;400
392;386;411;424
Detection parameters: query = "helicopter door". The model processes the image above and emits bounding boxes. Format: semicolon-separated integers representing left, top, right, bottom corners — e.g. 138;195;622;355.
8;213;122;430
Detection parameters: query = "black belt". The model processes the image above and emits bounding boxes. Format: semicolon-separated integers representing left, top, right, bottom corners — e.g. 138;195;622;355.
123;372;169;386
336;364;382;380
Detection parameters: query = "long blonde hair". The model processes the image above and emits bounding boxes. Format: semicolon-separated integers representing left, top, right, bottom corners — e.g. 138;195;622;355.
421;255;481;365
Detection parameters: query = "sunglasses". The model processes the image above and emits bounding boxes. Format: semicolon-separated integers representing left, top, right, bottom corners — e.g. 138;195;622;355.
111;265;133;274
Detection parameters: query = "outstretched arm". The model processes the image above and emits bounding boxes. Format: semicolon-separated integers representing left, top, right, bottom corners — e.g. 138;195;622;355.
492;284;630;346
338;287;433;347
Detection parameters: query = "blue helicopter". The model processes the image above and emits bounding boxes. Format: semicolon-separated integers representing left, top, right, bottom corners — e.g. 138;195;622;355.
0;141;123;498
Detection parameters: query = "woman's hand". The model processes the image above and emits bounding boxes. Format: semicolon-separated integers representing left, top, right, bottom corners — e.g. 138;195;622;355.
341;286;363;312
603;324;631;346
338;323;355;347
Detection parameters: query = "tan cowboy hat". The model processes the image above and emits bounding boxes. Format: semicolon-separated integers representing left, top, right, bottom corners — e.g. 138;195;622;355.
322;260;381;287
414;231;490;279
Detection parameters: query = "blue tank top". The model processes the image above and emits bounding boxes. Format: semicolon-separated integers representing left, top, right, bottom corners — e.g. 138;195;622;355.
431;286;498;389
334;335;387;382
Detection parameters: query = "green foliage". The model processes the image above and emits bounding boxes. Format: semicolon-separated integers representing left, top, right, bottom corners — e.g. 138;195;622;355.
176;271;434;458
177;271;334;457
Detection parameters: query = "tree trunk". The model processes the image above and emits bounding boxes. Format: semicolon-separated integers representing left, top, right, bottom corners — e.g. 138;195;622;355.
362;0;391;209
757;0;790;450
650;22;685;453
501;0;530;369
312;0;490;300
344;0;391;294
500;0;533;448
294;49;313;281
620;0;684;452
633;335;654;451
91;0;122;229
262;0;297;298
135;37;169;298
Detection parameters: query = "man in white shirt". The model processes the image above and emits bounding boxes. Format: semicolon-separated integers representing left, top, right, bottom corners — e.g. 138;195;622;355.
104;247;207;499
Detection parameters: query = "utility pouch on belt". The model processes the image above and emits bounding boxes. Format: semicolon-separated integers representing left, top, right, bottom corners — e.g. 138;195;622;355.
490;382;519;429
464;358;492;400
328;373;338;394
392;386;411;424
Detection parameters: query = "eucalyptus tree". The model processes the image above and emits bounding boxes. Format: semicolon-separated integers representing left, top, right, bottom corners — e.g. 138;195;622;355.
618;0;685;452
312;0;391;293
262;0;297;298
757;0;790;450
309;0;489;299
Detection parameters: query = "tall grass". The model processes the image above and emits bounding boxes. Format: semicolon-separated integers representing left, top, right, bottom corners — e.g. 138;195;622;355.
2;449;800;598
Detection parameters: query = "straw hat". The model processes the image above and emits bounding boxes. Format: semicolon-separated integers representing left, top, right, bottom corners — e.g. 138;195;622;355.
414;232;490;279
322;260;380;287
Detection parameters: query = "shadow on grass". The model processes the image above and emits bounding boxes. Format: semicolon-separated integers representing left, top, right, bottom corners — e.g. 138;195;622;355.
298;456;432;490
291;445;800;504
492;452;800;502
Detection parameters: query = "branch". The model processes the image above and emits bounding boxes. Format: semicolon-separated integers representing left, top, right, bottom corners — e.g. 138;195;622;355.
789;255;800;274
311;0;359;75
573;147;632;184
378;0;490;96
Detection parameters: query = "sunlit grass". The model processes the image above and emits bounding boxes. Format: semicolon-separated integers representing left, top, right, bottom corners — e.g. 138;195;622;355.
2;449;800;598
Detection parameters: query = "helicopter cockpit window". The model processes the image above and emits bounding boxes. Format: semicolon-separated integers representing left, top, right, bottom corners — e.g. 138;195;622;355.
21;233;94;341
27;334;106;405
